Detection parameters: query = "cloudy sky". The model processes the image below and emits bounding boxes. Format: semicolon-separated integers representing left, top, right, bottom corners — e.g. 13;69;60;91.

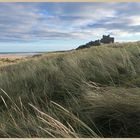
0;2;140;52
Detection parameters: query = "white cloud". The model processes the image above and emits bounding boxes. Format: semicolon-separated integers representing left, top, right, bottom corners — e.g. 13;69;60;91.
127;16;140;26
0;3;140;42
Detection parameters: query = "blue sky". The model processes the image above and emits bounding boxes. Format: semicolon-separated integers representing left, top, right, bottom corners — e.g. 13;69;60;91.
0;2;140;52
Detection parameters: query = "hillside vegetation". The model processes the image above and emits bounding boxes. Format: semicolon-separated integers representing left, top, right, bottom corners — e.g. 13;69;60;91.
0;42;140;137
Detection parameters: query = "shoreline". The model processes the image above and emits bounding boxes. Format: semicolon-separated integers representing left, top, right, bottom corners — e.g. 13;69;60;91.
0;53;42;59
0;55;27;58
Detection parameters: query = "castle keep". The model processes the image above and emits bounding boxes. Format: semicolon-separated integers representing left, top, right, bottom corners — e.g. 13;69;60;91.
76;35;114;50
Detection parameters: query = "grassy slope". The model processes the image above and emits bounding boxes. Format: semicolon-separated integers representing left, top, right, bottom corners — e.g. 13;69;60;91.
0;42;140;137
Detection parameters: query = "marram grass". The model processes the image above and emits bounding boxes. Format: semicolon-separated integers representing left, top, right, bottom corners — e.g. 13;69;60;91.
0;42;140;137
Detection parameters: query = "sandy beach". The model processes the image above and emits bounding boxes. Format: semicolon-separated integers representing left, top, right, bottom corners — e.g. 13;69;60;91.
0;54;27;59
0;53;41;59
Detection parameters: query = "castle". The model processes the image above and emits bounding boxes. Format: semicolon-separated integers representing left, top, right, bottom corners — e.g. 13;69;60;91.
100;35;114;44
76;35;114;50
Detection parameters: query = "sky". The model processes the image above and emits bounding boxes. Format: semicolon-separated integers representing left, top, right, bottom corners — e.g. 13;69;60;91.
0;2;140;52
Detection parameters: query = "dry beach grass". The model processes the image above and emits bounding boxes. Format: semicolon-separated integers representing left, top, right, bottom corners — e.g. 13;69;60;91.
0;42;140;137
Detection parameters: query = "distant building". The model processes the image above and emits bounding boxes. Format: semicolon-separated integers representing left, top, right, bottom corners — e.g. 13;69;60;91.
100;35;114;44
76;35;115;50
